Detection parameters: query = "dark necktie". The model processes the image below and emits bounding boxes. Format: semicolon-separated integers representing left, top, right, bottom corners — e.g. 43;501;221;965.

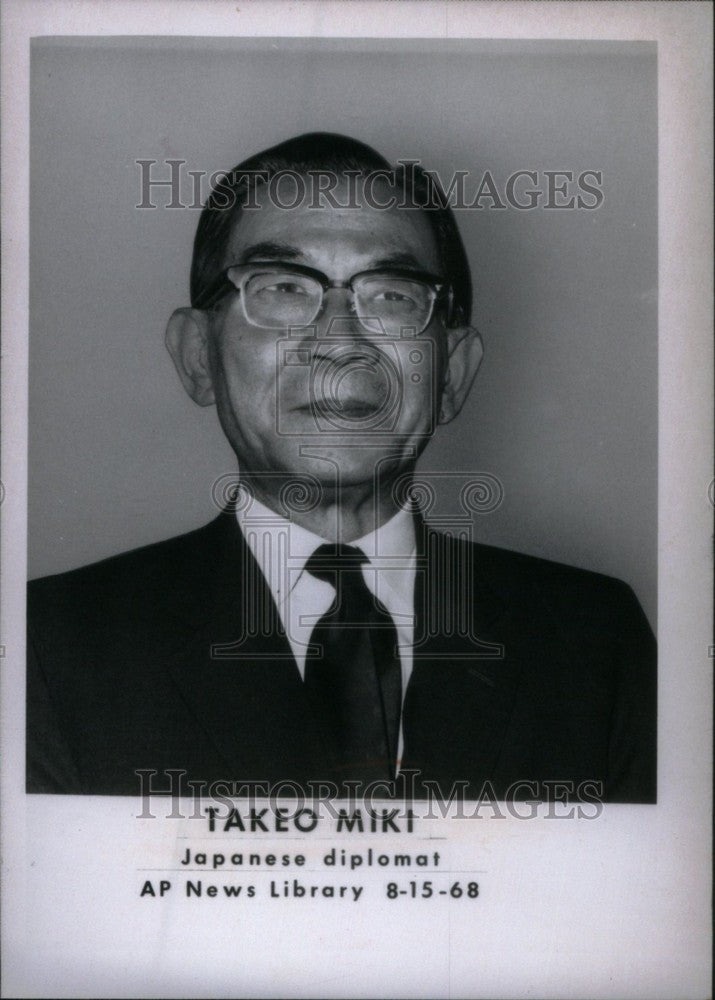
303;543;402;785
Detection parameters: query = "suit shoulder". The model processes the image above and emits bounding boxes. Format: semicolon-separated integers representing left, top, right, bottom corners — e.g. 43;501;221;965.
27;514;233;621
473;539;633;591
432;530;649;626
474;541;653;644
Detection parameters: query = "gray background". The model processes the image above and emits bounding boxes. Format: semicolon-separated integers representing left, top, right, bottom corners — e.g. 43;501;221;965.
29;38;657;626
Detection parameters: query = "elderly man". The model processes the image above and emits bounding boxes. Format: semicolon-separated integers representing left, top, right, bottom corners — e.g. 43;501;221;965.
26;132;656;801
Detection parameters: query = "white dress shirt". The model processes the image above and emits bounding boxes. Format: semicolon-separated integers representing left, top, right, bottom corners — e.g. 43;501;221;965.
235;486;416;765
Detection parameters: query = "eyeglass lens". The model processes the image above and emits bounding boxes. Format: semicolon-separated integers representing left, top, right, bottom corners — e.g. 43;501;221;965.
242;270;434;334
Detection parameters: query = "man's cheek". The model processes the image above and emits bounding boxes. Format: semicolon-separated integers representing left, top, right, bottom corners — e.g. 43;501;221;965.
221;342;276;387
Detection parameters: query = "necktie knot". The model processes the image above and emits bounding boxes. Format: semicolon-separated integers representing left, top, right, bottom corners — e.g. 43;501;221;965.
304;543;368;588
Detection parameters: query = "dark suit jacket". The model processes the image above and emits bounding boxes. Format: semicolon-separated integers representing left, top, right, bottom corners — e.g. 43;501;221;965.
26;510;656;801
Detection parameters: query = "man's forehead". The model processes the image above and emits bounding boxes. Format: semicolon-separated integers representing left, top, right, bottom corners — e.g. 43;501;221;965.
222;175;441;274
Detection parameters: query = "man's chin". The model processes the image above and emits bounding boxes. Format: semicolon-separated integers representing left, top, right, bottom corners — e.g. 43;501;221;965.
265;441;412;492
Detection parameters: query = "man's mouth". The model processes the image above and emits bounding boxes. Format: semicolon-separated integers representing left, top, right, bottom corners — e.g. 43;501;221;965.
294;397;383;419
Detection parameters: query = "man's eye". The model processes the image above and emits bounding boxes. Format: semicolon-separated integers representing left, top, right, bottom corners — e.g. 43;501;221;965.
265;281;308;295
375;289;416;306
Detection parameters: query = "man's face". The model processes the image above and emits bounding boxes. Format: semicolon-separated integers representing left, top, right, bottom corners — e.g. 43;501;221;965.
167;177;482;495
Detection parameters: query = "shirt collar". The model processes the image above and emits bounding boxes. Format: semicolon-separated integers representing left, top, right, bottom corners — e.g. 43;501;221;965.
234;482;416;607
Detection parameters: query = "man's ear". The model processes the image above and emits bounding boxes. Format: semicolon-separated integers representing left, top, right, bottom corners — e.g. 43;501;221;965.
165;308;216;407
438;325;484;424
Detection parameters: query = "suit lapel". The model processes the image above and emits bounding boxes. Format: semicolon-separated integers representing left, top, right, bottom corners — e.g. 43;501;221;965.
402;524;522;785
160;511;326;780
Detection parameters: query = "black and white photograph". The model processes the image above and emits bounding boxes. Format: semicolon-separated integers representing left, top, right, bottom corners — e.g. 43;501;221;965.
26;37;659;803
1;2;712;998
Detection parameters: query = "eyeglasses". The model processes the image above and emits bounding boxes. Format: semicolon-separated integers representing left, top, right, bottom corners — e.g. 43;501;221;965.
193;262;450;336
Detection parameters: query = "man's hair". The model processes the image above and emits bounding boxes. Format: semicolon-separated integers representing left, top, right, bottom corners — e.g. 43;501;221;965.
190;132;472;327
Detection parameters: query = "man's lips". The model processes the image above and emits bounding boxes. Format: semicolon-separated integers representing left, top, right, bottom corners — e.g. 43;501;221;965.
293;398;383;417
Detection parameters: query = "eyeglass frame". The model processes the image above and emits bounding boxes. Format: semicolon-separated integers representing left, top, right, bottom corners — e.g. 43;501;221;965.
192;261;454;334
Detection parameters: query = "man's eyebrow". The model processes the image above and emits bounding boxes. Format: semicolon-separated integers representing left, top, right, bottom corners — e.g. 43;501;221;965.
368;251;429;271
239;241;303;263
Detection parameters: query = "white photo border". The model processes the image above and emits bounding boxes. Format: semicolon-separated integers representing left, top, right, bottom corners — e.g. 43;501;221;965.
2;3;712;999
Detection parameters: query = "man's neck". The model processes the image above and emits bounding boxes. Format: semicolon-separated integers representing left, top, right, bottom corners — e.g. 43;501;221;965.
238;471;411;542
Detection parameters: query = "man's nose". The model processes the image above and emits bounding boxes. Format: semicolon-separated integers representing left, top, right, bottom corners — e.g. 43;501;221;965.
315;287;366;341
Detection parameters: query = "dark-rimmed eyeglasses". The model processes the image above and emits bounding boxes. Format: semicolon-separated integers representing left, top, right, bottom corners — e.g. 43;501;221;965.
193;262;451;336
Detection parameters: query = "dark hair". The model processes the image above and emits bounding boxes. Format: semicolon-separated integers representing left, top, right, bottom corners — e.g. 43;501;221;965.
190;132;472;327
